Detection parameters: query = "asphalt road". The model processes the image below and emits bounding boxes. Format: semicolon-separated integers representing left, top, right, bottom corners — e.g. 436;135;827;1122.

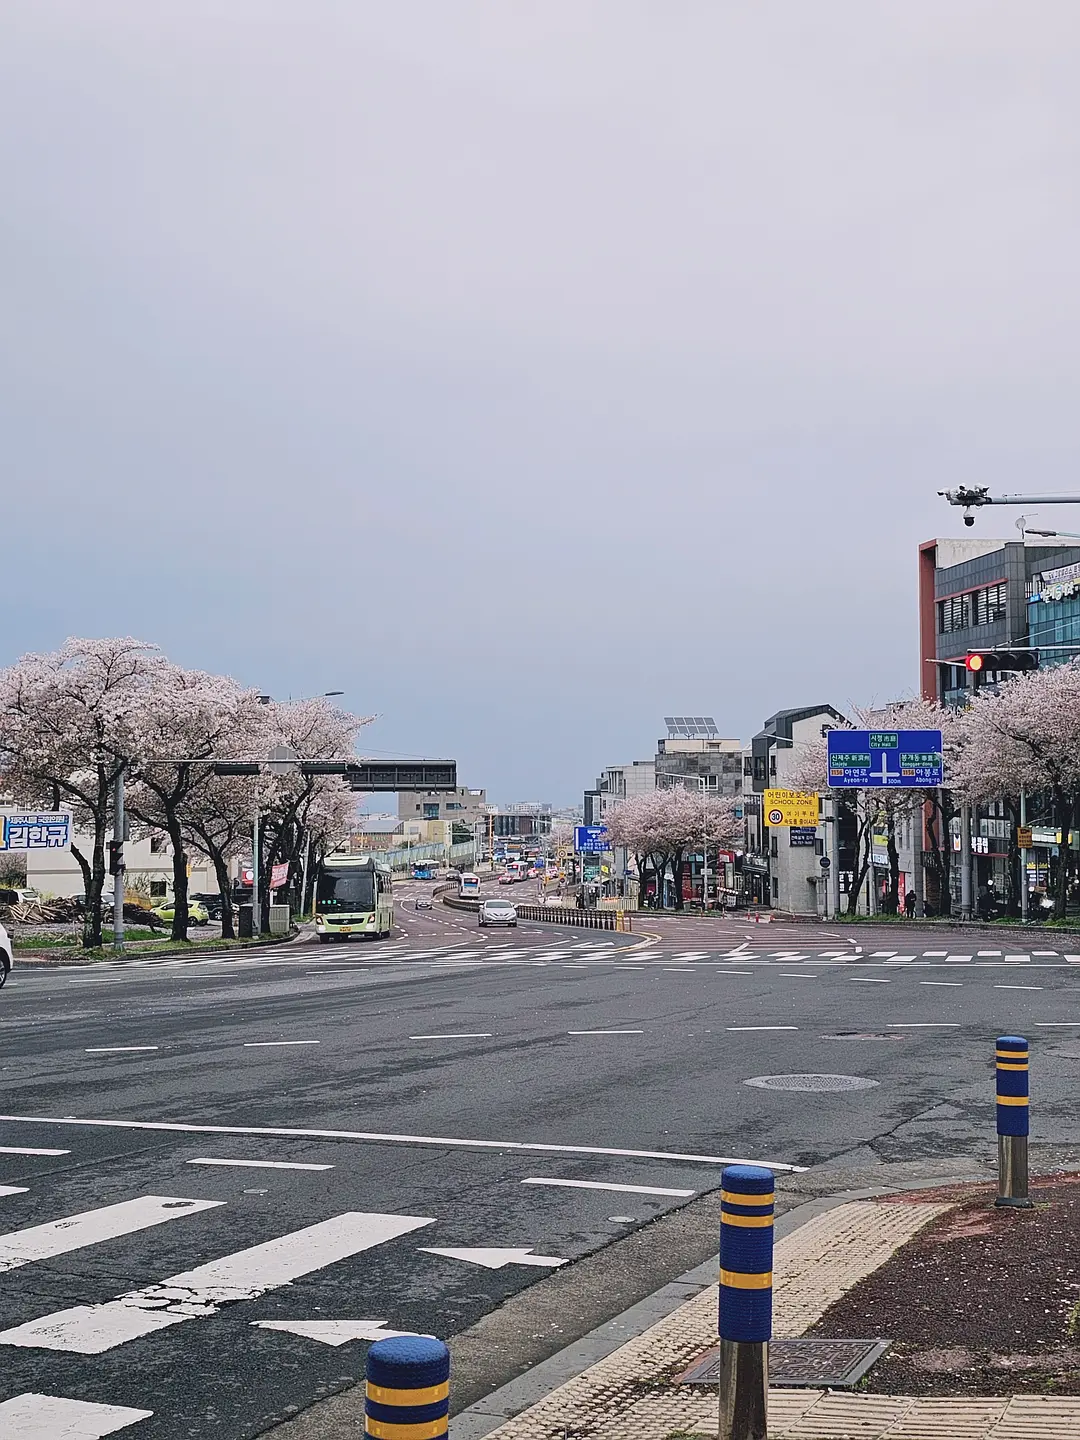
3;893;1080;1439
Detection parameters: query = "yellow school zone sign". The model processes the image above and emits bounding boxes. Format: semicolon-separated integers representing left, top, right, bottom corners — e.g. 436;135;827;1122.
763;789;819;827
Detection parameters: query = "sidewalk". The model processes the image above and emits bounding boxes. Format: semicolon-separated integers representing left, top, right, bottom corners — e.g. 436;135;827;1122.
462;1194;1080;1440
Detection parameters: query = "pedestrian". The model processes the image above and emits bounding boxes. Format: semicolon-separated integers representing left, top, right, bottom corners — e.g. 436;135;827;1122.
904;889;916;919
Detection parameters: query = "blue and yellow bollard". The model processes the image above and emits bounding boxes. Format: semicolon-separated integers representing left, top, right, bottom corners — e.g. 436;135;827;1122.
718;1164;773;1440
365;1335;450;1440
995;1035;1033;1209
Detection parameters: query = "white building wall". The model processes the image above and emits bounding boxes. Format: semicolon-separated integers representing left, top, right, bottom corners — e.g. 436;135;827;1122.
26;833;215;899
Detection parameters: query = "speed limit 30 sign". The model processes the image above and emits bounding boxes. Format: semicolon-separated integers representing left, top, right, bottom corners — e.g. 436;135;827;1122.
763;789;819;827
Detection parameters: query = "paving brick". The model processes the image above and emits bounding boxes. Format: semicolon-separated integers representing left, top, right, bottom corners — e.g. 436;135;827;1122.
883;1398;1009;1438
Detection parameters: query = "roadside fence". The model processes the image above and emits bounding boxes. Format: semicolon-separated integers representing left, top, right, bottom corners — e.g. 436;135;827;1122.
440;894;631;931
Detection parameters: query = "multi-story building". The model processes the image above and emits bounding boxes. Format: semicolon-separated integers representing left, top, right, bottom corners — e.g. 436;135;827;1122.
918;535;1080;911
397;787;487;829
744;704;846;914
918;535;1080;705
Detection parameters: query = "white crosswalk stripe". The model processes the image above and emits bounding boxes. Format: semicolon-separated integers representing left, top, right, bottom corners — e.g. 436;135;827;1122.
0;1211;434;1353
0;1392;153;1438
0;1195;222;1274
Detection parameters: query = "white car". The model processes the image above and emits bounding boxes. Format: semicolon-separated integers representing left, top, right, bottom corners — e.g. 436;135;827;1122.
413;895;433;910
0;922;12;986
478;898;517;928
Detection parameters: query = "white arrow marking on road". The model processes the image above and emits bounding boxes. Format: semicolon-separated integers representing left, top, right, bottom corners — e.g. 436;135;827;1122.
0;1211;434;1354
419;1246;568;1270
0;1195;223;1274
253;1319;424;1346
0;1147;68;1157
0;1392;152;1437
0;1186;29;1198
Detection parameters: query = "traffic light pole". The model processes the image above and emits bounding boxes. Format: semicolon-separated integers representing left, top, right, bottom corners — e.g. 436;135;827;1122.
112;768;125;953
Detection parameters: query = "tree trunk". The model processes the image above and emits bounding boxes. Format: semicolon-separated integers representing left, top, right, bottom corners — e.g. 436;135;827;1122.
210;849;235;940
671;848;685;911
1055;788;1073;921
846;819;872;915
167;811;190;942
71;840;101;950
885;812;900;914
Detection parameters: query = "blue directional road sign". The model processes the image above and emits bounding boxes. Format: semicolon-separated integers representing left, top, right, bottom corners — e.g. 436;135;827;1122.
574;825;609;853
827;729;943;788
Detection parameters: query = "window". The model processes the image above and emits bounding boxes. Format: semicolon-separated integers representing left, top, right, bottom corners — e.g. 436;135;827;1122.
770;834;778;858
445;802;463;811
150;834;168;855
423;803;439;819
938;582;1007;634
149;880;167;899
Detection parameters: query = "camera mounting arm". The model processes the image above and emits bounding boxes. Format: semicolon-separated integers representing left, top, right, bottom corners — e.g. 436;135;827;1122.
939;487;1080;527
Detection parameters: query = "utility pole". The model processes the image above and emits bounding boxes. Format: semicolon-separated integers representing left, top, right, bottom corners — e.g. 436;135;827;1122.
1020;786;1029;923
112;768;125;952
252;805;261;935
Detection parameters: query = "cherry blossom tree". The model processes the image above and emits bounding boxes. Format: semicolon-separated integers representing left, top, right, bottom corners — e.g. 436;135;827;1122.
0;638;156;948
125;664;259;941
252;697;368;931
605;787;741;909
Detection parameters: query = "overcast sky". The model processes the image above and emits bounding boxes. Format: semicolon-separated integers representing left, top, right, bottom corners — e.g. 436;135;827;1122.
4;3;1080;803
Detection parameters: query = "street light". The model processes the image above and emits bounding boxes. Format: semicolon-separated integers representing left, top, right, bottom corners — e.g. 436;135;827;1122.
656;770;712;911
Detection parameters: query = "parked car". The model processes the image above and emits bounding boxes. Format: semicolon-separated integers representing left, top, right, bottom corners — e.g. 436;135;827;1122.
152;898;210;926
413;895;433;910
0;921;11;985
190;892;224;921
478;898;517;928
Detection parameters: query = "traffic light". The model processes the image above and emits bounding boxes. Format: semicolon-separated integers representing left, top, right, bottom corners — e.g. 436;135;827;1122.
965;650;1039;676
107;839;125;876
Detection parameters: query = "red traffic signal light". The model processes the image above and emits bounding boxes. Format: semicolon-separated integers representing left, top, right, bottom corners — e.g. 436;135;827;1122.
966;653;984;672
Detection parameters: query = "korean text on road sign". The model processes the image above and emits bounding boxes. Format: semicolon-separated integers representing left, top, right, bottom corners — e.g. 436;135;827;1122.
762;790;819;827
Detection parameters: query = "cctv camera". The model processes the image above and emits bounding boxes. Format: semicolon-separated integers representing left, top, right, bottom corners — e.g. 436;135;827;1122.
963;510;975;527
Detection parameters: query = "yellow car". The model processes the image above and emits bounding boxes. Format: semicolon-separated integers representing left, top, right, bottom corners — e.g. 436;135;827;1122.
152;899;210;926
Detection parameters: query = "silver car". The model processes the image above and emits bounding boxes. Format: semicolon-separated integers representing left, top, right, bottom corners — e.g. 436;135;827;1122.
478;898;517;928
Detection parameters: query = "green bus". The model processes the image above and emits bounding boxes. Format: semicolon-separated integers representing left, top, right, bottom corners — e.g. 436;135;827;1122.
314;854;394;942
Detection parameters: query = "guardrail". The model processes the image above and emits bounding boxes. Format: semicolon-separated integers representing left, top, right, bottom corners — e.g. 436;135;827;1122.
441;894;631;931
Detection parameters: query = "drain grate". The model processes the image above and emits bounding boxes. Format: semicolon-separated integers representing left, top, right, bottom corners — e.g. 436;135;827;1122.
744;1073;879;1093
680;1337;891;1388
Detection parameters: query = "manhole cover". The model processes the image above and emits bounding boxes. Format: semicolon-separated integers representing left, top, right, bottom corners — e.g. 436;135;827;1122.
823;1032;905;1041
680;1338;891;1388
744;1073;879;1093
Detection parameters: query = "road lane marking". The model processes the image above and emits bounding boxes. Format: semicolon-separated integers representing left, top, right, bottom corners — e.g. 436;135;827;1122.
243;1041;321;1048
253;1319;418;1345
1033;951;1059;957
0;1186;30;1198
186;1158;334;1171
978;951;1002;956
884;956;915;963
921;981;963;986
0;1196;223;1274
567;1029;644;1036
663;968;696;973
409;1033;493;1040
419;1245;567;1269
848;978;890;983
1004;956;1031;963
0;1114;806;1170
521;1177;694;1197
727;1026;797;1032
945;956;972;963
0;1393;153;1437
84;1047;159;1054
780;974;817;979
887;1022;960;1027
0;1147;68;1157
994;985;1042;992
715;970;754;976
1035;1021;1080;1026
0;1211;434;1353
